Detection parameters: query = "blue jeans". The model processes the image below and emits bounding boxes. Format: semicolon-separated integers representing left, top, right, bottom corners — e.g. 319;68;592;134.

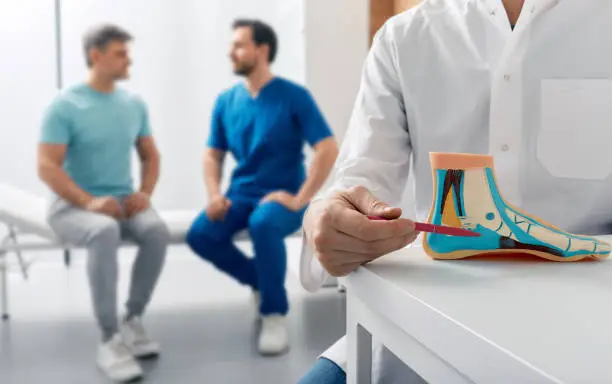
186;198;305;315
298;358;346;384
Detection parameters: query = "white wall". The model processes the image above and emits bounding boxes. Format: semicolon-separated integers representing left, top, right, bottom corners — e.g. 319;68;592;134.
302;0;416;217
303;0;369;144
0;1;57;195
302;0;370;193
60;0;186;210
179;0;305;204
1;0;377;212
59;0;304;211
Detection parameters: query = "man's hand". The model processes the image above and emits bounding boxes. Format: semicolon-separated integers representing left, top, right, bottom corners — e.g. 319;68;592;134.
303;186;419;277
85;196;124;219
124;192;151;218
261;191;304;212
206;195;232;221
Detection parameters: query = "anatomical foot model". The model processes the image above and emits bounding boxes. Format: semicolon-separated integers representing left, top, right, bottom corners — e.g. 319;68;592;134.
422;152;611;261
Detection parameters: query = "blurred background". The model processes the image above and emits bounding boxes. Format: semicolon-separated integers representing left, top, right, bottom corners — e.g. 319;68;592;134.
0;1;417;383
0;0;418;211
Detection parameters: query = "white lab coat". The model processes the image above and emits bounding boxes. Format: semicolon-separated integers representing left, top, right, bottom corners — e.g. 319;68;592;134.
300;0;612;382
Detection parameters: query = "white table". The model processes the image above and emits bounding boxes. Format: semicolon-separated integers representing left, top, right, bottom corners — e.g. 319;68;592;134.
343;235;612;384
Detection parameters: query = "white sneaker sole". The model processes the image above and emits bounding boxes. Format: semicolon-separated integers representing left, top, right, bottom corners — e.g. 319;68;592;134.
129;346;160;359
258;343;289;356
97;362;143;383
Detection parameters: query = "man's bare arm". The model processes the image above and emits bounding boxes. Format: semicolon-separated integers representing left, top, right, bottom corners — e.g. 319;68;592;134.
37;143;92;208
136;136;161;195
295;137;339;206
203;148;226;199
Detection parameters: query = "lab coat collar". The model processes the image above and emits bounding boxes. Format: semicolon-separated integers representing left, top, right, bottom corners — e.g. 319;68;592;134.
478;0;561;16
477;0;561;33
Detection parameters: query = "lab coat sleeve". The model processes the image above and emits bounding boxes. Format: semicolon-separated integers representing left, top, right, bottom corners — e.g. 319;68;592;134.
299;23;412;292
299;222;332;292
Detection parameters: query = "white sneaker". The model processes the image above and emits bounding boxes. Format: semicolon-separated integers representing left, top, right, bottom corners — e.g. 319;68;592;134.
97;334;143;382
258;315;288;355
120;316;160;358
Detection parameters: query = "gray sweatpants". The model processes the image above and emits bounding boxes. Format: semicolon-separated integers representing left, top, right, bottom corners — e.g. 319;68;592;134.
47;197;170;341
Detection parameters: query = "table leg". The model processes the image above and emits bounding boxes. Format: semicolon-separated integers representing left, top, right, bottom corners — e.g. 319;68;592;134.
345;273;476;384
347;293;372;384
1;251;8;321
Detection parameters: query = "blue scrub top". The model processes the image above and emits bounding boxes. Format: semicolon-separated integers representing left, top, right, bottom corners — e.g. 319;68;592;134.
208;77;333;201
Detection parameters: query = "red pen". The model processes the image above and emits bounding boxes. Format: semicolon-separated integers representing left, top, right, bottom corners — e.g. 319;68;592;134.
367;216;481;237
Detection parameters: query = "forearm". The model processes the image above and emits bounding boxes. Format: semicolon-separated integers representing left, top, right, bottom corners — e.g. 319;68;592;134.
39;165;92;208
296;146;338;206
204;156;223;198
139;156;160;195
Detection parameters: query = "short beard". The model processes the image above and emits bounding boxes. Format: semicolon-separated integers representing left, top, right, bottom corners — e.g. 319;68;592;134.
233;62;255;77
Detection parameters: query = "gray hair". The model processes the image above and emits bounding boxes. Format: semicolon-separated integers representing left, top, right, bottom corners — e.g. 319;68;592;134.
83;24;132;67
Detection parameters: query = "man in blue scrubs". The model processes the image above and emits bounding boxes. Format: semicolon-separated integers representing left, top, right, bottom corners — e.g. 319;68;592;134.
187;19;338;355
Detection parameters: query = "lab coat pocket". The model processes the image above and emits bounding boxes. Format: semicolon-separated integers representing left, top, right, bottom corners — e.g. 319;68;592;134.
538;78;612;180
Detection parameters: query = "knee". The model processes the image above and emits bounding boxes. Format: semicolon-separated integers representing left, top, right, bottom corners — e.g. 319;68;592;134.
186;225;201;249
248;214;277;236
298;357;346;384
140;219;171;245
186;225;216;254
88;219;121;246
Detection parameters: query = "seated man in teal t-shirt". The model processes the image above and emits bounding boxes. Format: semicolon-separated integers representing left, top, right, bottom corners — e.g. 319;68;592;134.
186;19;339;356
37;24;169;383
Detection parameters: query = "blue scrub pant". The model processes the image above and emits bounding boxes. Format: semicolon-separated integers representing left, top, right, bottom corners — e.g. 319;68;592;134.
186;198;305;315
298;358;346;384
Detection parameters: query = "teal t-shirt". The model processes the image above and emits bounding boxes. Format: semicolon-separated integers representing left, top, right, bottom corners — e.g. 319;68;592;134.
40;83;151;197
